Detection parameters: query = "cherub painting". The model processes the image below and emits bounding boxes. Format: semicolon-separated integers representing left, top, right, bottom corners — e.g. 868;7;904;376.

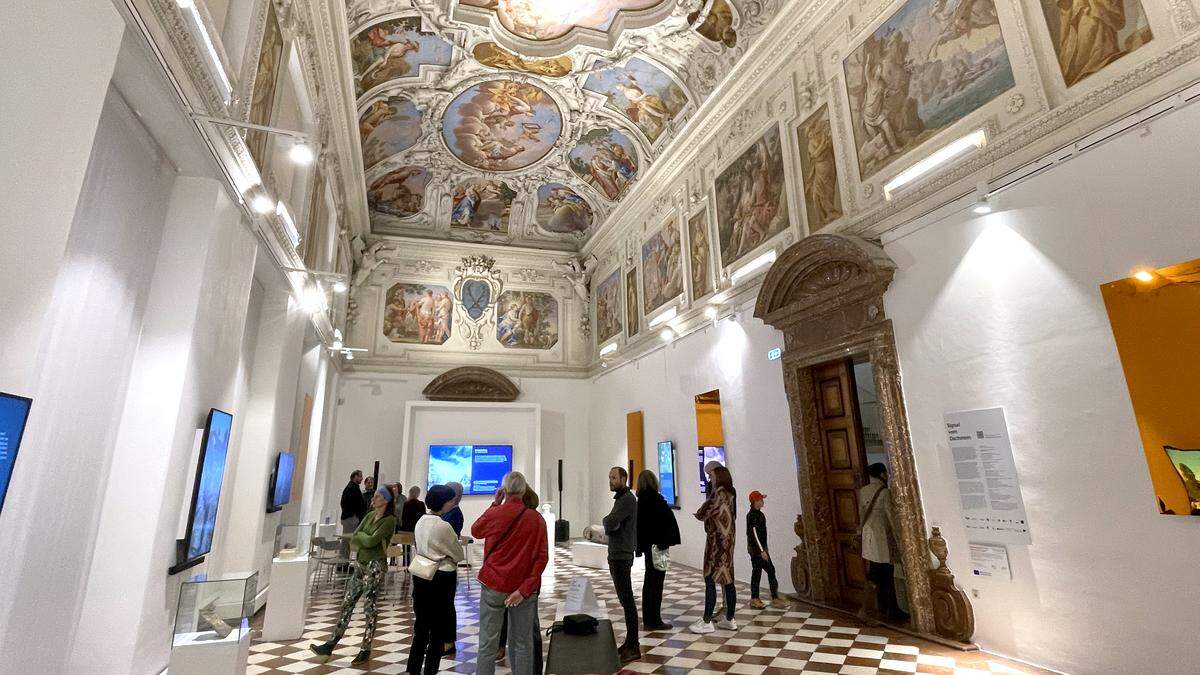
536;183;595;233
359;96;422;169
383;283;453;345
714;125;790;266
449;179;518;233
568;128;639;201
441;80;563;172
461;0;666;42
350;17;453;96
368;166;431;218
843;0;1015;179
472;42;573;77
595;271;622;343
688;0;737;48
583;58;687;143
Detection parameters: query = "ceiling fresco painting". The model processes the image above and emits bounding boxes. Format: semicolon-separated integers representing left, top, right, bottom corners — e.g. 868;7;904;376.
342;0;784;251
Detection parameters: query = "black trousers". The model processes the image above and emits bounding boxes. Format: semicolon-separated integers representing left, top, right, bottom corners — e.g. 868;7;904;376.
749;554;779;600
641;554;666;626
608;558;639;648
408;570;456;675
867;561;901;617
703;575;736;622
442;577;457;647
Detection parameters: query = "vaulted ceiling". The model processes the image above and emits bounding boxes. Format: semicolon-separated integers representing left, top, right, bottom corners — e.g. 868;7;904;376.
344;0;783;251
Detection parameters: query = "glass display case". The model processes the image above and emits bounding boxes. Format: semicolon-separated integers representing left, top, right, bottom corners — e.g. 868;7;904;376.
171;572;258;648
273;522;314;559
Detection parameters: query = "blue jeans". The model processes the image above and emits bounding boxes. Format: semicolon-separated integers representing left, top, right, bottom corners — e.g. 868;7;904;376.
476;584;540;675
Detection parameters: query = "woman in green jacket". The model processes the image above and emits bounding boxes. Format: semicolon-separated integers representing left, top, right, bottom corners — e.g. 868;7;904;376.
312;486;398;666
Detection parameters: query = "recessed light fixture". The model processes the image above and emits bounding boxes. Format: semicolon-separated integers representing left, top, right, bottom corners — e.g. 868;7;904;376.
972;199;992;215
884;129;986;200
648;307;677;328
599;342;618;357
730;250;778;285
1133;270;1155;282
289;142;315;165
345;352;355;361
659;328;676;342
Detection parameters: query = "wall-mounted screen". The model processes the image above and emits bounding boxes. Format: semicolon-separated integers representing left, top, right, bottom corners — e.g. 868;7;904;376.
698;445;726;494
0;392;33;516
268;451;295;511
657;441;678;508
429;444;513;495
184;409;233;561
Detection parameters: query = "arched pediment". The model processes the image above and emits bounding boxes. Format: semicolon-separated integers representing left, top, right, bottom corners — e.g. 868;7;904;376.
422;366;521;402
753;234;896;330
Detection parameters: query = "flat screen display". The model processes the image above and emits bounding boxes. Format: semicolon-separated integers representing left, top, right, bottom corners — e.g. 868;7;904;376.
699;445;726;494
185;409;233;560
657;441;677;507
0;393;33;516
428;444;514;495
269;451;295;510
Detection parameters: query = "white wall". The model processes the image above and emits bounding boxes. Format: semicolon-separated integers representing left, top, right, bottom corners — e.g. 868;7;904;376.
587;315;797;592
326;374;590;532
882;101;1200;674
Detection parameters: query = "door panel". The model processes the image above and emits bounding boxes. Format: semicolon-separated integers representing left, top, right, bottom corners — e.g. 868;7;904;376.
811;359;869;608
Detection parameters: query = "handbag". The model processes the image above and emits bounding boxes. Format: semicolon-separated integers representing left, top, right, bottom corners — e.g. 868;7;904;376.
408;552;442;581
548;613;599;636
651;544;670;572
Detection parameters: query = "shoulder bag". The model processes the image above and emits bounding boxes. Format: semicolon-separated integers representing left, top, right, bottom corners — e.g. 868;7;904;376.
409;517;449;580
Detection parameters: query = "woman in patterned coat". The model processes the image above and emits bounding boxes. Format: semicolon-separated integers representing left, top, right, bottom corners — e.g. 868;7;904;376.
690;465;739;634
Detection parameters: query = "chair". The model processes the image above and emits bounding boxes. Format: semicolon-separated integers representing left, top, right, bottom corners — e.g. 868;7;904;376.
383;543;410;605
311;536;351;597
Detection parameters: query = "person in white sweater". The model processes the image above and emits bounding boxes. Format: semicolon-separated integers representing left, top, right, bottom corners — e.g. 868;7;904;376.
407;485;465;674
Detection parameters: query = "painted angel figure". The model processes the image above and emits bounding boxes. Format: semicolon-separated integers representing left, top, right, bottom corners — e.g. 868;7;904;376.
352;242;388;289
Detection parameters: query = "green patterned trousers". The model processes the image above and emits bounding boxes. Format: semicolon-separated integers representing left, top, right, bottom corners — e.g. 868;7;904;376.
331;558;387;650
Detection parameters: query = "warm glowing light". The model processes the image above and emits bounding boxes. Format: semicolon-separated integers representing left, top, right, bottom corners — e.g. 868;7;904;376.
345;352;355;361
1133;270;1155;282
972;200;992;215
332;280;348;293
289;142;315;165
703;306;719;320
884;129;986;200
730;250;777;285
659;328;676;342
250;192;276;214
648;307;677;328
301;285;326;314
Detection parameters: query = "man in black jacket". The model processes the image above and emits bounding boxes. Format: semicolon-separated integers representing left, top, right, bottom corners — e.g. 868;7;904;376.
340;470;366;533
603;466;639;663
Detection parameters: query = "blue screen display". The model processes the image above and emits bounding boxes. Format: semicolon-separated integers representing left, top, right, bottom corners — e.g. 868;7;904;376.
186;409;233;560
658;441;677;507
428;444;514;495
699;445;726;494
0;393;33;516
271;452;295;509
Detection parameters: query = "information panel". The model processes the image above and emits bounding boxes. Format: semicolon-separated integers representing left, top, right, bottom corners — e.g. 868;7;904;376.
944;407;1032;544
0;393;33;515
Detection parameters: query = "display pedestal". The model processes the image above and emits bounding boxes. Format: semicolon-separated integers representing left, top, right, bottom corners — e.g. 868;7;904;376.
570;541;606;569
262;554;311;641
169;618;250;675
540;506;556;571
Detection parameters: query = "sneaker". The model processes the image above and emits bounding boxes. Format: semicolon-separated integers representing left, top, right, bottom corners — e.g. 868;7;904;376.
618;644;642;663
351;649;370;666
749;598;767;609
688;619;715;634
771;597;791;609
716;618;739;631
309;641;336;658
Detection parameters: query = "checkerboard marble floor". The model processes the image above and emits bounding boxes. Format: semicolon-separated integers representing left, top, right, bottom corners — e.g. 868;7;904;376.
247;545;1051;674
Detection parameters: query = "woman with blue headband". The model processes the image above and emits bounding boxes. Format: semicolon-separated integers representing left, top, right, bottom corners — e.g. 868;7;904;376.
311;485;397;666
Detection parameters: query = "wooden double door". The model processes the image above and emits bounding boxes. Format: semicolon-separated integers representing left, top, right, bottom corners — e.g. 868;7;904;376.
811;358;870;609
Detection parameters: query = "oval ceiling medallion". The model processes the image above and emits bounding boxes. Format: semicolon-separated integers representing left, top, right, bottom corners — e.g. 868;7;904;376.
458;0;669;43
441;80;563;172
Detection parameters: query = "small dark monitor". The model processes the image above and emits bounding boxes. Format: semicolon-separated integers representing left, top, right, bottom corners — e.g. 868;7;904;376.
657;441;678;508
268;452;295;512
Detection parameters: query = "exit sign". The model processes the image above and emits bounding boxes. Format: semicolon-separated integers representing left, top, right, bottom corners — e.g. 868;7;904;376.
767;347;782;361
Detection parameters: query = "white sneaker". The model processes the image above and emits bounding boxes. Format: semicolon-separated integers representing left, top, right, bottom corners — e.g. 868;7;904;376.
688;619;715;634
716;618;739;631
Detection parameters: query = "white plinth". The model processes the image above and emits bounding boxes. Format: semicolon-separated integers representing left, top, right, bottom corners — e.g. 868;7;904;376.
556;599;607;621
169;618;250;675
541;509;556;571
571;541;607;569
262;554;311;641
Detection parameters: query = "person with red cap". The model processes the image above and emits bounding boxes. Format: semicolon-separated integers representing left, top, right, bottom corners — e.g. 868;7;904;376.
746;490;789;609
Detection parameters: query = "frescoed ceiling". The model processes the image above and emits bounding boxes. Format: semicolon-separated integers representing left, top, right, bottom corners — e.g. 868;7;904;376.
343;0;784;251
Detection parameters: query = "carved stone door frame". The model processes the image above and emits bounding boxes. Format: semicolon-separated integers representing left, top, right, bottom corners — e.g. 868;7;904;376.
754;233;937;635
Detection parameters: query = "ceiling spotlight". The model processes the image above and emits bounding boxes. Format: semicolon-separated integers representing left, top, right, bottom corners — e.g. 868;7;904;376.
971;180;992;214
345;351;355;361
249;191;276;214
301;284;326;314
332;280;348;293
972;198;992;215
659;327;676;342
332;339;343;351
703;305;719;320
1133;270;1155;283
289;142;315;165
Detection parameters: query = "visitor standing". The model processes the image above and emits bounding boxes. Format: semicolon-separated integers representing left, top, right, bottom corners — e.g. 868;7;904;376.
690;465;738;634
312;486;398;666
440;481;465;656
441;481;465;535
471;472;547;675
859;463;908;622
340;470;366;533
746;490;789;609
406;485;465;675
603;466;640;663
635;470;680;631
400;486;426;532
362;475;376;504
496;488;544;670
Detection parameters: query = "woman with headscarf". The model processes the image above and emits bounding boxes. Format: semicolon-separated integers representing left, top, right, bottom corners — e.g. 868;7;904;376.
311;486;398;666
690;465;738;634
